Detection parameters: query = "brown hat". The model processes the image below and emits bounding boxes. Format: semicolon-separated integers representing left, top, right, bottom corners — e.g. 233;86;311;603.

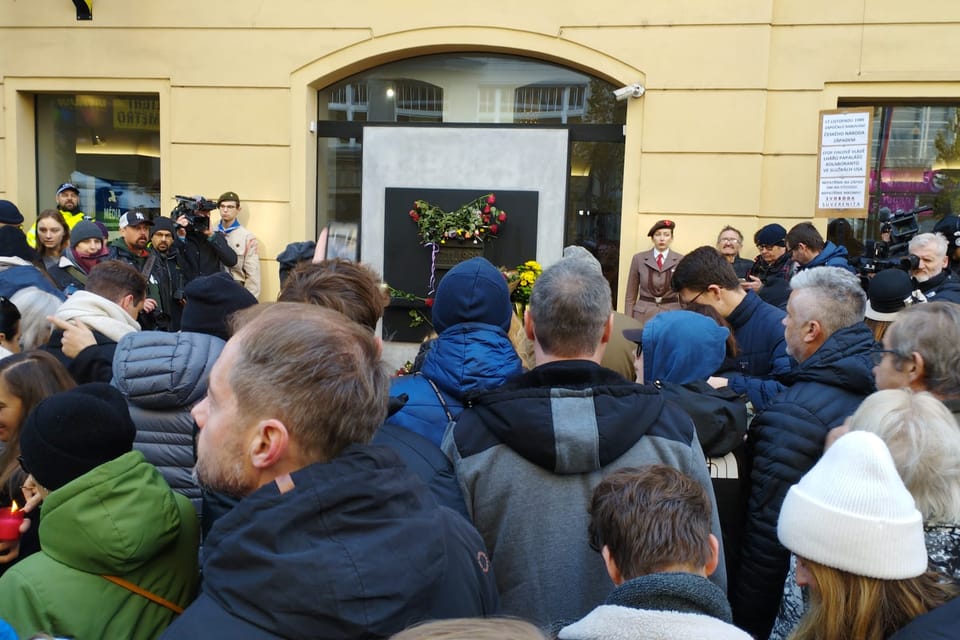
648;219;676;237
218;191;240;206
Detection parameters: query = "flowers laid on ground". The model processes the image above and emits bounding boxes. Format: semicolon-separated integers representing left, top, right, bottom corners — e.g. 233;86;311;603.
394;361;415;377
409;193;507;245
388;285;434;328
501;260;542;317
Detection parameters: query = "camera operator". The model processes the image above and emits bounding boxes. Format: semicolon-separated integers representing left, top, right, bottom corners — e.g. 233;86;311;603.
175;197;237;282
908;232;960;304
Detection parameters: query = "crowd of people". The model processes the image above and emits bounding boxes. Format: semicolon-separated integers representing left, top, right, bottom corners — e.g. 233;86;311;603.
0;195;958;640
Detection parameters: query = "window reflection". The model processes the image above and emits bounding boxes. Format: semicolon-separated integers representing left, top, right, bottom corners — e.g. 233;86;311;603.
36;94;160;231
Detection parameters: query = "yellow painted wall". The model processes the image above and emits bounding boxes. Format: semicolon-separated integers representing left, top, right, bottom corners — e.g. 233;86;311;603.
1;0;959;303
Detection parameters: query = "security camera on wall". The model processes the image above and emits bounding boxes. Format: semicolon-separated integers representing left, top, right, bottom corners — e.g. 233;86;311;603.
613;83;645;101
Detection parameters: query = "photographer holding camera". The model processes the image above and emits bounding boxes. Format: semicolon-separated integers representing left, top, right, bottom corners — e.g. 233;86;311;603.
909;232;960;304
173;195;237;282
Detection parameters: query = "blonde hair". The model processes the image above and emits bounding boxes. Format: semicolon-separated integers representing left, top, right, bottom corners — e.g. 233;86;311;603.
847;389;960;524
789;559;956;640
390;618;546;640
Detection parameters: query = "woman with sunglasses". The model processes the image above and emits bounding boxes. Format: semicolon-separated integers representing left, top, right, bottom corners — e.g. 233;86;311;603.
0;351;75;575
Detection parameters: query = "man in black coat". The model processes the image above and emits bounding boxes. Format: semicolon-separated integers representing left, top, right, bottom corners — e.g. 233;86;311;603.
731;267;877;639
174;201;237;281
162;304;498;639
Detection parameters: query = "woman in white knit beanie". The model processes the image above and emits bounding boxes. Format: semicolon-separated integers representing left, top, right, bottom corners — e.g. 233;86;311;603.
776;430;958;640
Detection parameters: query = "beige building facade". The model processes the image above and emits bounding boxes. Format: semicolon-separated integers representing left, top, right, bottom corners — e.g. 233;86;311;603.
2;1;959;304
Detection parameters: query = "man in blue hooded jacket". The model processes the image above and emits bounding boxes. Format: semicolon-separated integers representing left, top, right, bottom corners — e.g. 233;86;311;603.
388;257;523;447
785;222;855;273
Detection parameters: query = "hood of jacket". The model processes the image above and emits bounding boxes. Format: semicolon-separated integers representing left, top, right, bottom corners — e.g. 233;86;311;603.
463;360;676;473
55;289;141;341
780;322;876;394
642;311;729;384
38;450;185;575
112;330;225;409
199;444;486;639
421;322;523;398
430;257;513;333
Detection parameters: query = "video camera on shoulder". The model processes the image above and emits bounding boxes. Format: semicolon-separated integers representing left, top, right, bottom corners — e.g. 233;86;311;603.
853;205;930;275
171;195;218;233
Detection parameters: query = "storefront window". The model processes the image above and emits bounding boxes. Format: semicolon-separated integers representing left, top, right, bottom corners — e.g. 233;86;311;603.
36;93;160;231
830;104;960;259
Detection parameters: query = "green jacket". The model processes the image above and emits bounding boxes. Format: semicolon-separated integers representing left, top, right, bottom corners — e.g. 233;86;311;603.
0;451;199;639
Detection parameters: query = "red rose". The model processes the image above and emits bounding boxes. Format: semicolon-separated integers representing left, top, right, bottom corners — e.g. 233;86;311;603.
425;297;434;307
411;213;420;222
484;205;491;214
498;212;507;222
487;195;496;204
483;215;490;224
489;224;499;234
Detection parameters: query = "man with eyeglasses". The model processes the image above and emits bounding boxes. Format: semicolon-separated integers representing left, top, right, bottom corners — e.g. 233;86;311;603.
716;226;753;279
731;266;876;639
216;191;260;298
671;246;791;411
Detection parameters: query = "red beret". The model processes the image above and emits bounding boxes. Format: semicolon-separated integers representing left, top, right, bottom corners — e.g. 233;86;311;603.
648;219;676;237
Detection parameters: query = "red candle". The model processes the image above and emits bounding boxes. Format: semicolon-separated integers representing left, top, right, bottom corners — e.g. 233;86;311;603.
0;502;25;541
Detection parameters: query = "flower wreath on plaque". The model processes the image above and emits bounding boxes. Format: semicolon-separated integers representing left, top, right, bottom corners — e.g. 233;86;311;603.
408;193;508;293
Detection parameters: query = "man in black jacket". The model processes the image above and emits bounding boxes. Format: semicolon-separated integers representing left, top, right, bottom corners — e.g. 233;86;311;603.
174;199;237;281
731;266;876;638
148;217;186;331
162;303;498;639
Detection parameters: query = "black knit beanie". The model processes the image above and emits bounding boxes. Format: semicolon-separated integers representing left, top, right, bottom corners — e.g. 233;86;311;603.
19;383;137;491
181;272;258;340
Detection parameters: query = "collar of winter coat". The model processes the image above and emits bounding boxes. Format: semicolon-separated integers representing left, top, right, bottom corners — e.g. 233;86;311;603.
604;572;733;621
779;322;876;394
804;241;849;269
54;289;141;341
463;360;671;472
558;572;750;640
199;444;477;639
38;451;185;575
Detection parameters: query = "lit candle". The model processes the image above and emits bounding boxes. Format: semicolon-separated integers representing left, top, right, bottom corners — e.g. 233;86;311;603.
0;501;25;541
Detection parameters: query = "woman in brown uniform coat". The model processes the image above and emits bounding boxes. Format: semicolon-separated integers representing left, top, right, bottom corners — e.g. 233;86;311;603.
625;219;683;323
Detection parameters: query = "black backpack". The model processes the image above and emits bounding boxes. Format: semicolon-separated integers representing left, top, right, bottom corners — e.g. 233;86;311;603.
654;379;748;457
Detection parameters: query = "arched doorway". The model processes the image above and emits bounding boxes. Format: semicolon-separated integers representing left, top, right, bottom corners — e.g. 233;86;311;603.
315;53;627;337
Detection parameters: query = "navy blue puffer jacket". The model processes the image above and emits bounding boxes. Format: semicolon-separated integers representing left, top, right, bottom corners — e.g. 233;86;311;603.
389;323;522;446
731;322;876;639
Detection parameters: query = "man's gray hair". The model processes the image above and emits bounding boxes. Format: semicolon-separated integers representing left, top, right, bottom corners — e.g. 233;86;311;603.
909;232;948;258
887;302;960;399
789;266;866;336
530;258;611;357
